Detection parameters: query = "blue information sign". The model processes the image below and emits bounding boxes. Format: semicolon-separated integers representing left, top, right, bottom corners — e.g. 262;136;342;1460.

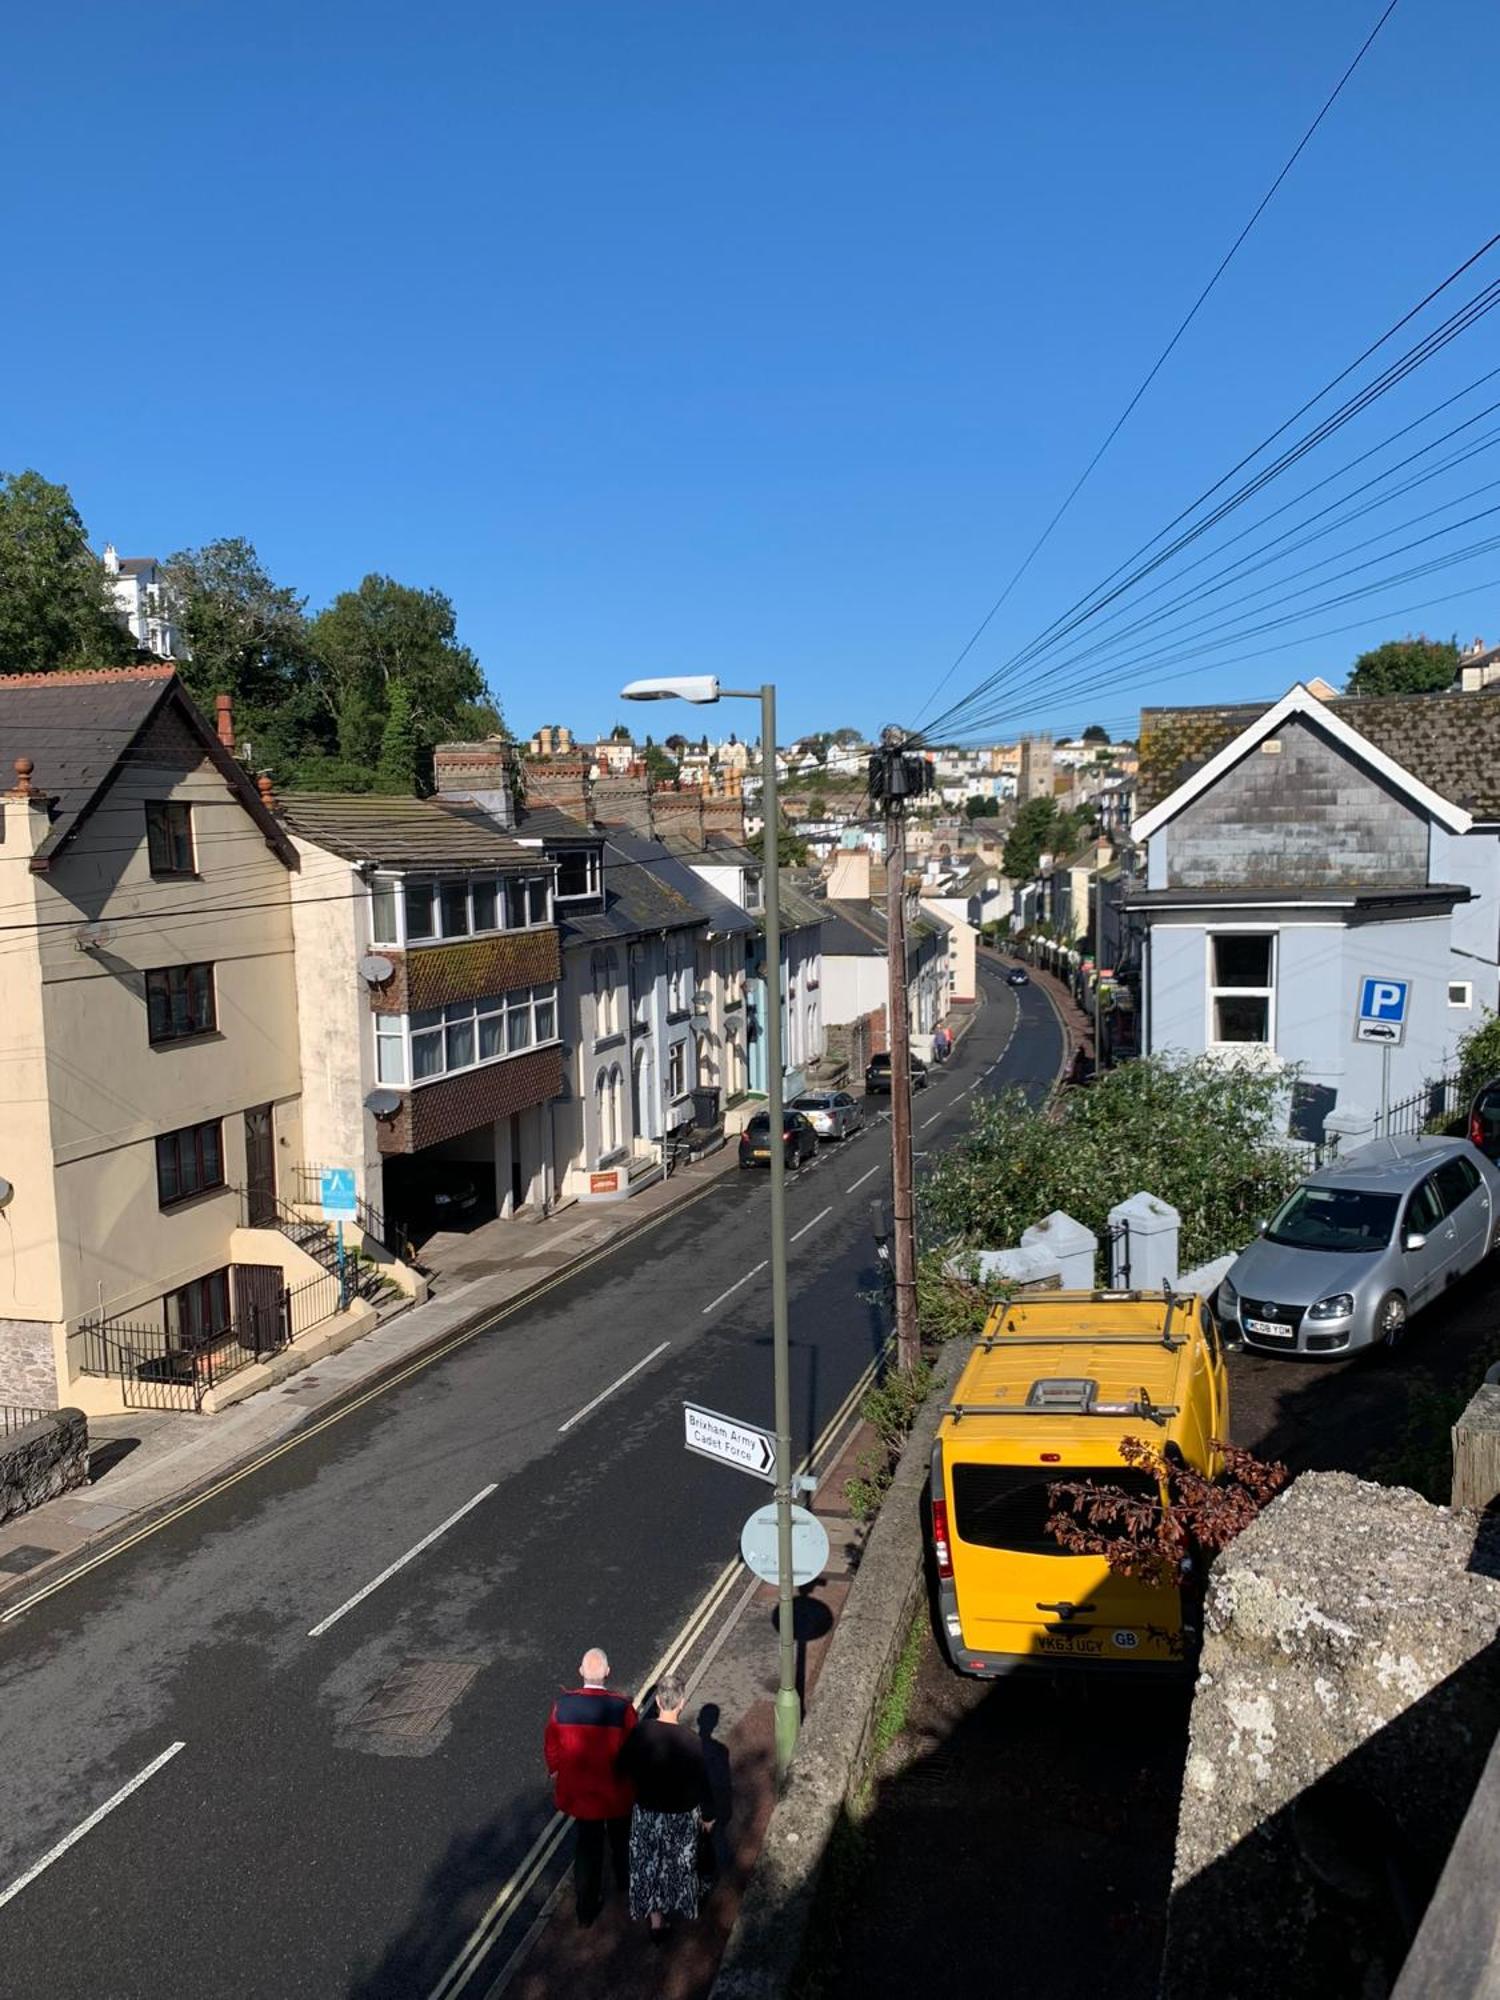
1356;976;1410;1047
320;1168;358;1221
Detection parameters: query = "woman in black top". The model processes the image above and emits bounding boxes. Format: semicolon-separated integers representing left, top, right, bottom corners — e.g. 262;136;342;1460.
616;1674;715;1938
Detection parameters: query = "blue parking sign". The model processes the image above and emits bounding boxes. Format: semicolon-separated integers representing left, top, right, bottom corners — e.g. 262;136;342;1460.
1358;977;1409;1025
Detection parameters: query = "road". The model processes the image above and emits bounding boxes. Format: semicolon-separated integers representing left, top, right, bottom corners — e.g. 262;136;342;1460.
0;963;1061;2000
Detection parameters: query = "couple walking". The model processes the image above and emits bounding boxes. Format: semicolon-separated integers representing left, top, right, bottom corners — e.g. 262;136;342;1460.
544;1647;716;1940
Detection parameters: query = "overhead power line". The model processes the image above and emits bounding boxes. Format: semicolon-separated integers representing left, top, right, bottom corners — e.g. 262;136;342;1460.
912;0;1406;728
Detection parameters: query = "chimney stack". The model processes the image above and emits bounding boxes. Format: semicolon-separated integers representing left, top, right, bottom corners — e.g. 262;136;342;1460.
215;693;235;750
432;737;520;829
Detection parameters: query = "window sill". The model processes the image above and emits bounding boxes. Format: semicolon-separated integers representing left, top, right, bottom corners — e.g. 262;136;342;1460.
149;869;202;883
593;1032;626;1053
148;1029;225;1051
158;1182;230;1214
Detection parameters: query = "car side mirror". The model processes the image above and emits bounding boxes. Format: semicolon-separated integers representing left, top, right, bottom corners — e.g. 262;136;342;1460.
1404;1230;1427;1252
1255;1219;1267;1237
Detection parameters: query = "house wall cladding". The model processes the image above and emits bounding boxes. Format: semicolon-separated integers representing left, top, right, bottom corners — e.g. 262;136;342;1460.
376;1044;563;1154
1164;715;1429;890
369;930;562;1015
0;1320;57;1409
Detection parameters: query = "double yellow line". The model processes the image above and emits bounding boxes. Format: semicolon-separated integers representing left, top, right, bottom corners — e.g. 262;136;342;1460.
428;1335;892;2000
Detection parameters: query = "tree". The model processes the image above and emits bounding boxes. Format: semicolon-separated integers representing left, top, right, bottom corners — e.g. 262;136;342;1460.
665;733;688;755
375;678;422;794
162;536;327;777
308;574;500;793
643;741;679;785
1345;635;1459;697
749;822;810;868
608;722;632;742
1082;723;1110;744
832;726;863;747
1002;797;1059;879
0;470;135;673
964;794;1000;821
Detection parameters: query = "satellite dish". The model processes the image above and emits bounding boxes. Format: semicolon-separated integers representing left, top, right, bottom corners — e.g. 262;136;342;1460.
359;954;395;985
74;922;112;953
0;1177;12;1209
364;1088;402;1119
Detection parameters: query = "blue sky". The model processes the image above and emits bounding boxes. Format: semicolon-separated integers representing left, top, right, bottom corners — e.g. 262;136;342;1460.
6;1;1497;743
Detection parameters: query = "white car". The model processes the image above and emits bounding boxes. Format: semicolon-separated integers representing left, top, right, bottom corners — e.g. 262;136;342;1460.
792;1090;864;1142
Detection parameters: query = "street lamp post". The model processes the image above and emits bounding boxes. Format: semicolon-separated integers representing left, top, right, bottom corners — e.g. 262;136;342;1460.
622;675;801;1778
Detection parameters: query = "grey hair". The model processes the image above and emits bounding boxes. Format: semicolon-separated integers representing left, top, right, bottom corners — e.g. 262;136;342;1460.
579;1647;610;1685
654;1673;687;1714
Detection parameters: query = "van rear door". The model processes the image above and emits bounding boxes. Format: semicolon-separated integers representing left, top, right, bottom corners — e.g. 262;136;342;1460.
948;1458;1180;1668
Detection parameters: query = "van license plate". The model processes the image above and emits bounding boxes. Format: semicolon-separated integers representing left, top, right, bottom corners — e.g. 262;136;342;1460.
1245;1316;1294;1340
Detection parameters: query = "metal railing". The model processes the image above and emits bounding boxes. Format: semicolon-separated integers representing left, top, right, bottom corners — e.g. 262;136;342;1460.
1;1404;50;1436
1378;1070;1465;1141
285;1268;344;1339
291;1166;405;1257
79;1310;288;1413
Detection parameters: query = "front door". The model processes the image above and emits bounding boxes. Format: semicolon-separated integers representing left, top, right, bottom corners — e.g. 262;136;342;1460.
233;1263;287;1357
244;1105;277;1227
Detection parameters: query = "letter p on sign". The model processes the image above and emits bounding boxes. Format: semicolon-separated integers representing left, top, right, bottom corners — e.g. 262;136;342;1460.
1360;977;1409;1024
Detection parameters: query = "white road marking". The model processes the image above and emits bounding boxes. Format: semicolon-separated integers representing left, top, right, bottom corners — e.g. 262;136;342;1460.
846;1162;884;1193
920;1112;942;1129
0;1741;185;1913
790;1205;833;1243
557;1341;671;1432
701;1261;769;1315
308;1485;498;1637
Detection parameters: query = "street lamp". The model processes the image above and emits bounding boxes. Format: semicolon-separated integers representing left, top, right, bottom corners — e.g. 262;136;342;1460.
623;673;800;1778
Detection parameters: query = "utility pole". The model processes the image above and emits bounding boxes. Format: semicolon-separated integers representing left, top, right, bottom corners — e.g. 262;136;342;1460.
1092;860;1104;1077
871;727;930;1373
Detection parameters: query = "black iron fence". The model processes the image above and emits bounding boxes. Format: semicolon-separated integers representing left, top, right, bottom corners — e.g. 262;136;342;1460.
1379;1070;1466;1141
291;1166;403;1256
285;1268;344;1340
1;1403;50;1436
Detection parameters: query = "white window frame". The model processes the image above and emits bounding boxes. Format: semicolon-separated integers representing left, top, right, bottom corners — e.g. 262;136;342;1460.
1449;980;1474;1009
668;1038;688;1100
368;871;553;948
1205;928;1277;1050
379;983;560;1089
554;848;602;903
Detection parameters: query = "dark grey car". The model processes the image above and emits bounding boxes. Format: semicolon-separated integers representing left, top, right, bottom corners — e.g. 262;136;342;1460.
1219;1136;1500;1357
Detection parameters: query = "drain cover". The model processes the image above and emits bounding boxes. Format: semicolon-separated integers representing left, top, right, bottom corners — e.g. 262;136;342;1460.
354;1661;481;1746
0;1545;56;1575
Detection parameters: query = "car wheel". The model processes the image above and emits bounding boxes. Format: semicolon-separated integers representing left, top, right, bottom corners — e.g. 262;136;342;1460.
1375;1290;1408;1350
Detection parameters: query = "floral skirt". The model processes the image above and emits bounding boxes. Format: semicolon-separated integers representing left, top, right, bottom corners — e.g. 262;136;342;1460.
628;1806;701;1920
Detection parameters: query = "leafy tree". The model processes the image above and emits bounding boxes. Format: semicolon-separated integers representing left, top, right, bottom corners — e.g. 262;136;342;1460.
0;470;135;673
163;537;324;773
665;733;688;755
832;725;863;747
964;793;1000;821
1002;796;1060;879
1455;1008;1500;1105
1082;723;1110;744
749;822;811;868
1345;635;1459;697
608;722;632;742
308;574;500;793
643;740;679;785
375;678;422;793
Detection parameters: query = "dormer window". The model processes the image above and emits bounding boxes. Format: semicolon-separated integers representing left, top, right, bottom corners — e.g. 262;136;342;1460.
370;870;553;947
554;847;603;902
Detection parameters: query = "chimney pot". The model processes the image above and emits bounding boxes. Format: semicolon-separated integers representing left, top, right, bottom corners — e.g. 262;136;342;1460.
12;756;33;796
256;773;276;811
215;692;235;749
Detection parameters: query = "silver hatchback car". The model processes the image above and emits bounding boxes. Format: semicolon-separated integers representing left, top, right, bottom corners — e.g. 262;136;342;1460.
1220;1136;1500;1357
792;1090;864;1142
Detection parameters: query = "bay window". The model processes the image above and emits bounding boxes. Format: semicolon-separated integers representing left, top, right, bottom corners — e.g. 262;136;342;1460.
371;871;554;947
372;985;561;1086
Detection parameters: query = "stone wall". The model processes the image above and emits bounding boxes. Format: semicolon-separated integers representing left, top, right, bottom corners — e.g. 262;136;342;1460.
1162;1472;1500;1997
0;1407;88;1524
0;1319;57;1408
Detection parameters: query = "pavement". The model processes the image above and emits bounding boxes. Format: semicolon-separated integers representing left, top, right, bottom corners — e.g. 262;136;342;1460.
0;959;1063;2000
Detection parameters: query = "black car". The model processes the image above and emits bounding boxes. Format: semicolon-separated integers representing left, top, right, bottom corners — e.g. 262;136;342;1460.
739;1109;819;1169
1005;967;1030;987
864;1050;930;1094
1468;1078;1500;1161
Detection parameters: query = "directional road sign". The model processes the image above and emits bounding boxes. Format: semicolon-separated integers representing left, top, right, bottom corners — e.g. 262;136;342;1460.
684;1402;776;1482
1355;976;1410;1047
740;1503;830;1587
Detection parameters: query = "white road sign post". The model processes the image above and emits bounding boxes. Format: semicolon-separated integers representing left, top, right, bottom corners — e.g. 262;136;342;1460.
1356;977;1411;1137
683;1402;776;1482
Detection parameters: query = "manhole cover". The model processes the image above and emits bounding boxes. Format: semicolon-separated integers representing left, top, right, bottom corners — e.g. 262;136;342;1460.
0;1545;56;1575
354;1660;481;1746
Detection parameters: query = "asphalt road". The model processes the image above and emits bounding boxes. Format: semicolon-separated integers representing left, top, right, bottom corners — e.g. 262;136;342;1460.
0;962;1062;2000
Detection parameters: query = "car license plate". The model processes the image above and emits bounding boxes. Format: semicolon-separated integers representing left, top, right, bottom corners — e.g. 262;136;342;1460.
1245;1316;1294;1341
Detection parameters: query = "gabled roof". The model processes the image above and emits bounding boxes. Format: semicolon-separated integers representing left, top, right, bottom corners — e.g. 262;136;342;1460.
279;792;537;869
1133;683;1477;841
0;665;297;871
606;827;755;937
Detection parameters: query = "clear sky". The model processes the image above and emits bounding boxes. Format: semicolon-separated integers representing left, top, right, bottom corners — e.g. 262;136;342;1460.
6;1;1497;743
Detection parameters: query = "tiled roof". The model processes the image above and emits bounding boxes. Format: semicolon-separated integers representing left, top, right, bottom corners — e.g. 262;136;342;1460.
608;828;756;936
0;666;294;870
278;793;536;868
1138;685;1500;819
514;803;597;843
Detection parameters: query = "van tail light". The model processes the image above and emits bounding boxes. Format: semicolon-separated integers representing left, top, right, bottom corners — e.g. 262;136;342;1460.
1470;1112;1485;1149
931;1496;954;1581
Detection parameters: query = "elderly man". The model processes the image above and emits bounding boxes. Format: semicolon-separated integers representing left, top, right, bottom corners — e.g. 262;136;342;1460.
544;1646;637;1925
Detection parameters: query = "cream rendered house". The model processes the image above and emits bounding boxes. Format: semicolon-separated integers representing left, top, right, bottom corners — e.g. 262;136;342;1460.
0;667;314;1413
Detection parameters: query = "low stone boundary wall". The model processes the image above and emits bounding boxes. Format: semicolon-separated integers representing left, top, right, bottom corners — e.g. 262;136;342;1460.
710;1340;967;2000
1;1408;88;1523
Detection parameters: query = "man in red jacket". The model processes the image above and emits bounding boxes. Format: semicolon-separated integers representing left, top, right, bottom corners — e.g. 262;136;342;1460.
544;1646;637;1925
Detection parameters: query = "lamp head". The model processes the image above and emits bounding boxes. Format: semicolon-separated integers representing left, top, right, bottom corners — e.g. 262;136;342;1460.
621;675;722;705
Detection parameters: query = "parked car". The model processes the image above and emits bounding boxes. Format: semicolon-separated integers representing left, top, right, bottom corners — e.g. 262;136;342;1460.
738;1109;819;1170
1005;967;1030;988
1219;1136;1500;1357
1468;1078;1500;1162
864;1050;930;1094
792;1090;864;1141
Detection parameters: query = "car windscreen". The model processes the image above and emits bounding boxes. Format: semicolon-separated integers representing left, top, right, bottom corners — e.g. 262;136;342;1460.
793;1097;828;1111
1266;1184;1399;1252
951;1462;1160;1555
746;1114;770;1134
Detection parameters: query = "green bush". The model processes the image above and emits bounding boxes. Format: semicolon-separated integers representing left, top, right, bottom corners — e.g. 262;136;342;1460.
919;1053;1302;1270
1455;1009;1500;1104
845;1359;933;1521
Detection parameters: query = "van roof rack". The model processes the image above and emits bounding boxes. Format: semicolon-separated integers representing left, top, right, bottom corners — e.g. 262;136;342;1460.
990;1283;1186;1350
942;1388;1180;1429
978;1332;1186;1351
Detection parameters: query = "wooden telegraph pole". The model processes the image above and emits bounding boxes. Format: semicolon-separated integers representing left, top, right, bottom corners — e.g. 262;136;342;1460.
872;727;929;1373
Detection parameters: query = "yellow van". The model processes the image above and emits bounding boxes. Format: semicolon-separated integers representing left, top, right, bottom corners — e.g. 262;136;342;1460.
930;1287;1228;1677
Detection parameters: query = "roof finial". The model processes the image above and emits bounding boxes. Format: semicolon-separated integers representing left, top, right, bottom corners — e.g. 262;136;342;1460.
256;772;277;812
10;756;33;797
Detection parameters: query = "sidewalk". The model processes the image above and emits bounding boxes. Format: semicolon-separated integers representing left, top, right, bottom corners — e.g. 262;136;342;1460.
0;1140;744;1604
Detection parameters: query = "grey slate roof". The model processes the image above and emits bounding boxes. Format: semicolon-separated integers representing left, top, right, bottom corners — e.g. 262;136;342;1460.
608;828;756;937
279;792;537;869
0;665;295;871
514;803;597;844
